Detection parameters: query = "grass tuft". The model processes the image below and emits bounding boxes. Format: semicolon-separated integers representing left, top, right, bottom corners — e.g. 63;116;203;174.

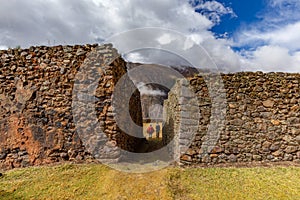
0;164;299;199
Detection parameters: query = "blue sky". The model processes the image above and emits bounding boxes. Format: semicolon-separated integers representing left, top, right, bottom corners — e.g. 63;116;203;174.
0;0;300;72
211;0;268;53
212;0;265;38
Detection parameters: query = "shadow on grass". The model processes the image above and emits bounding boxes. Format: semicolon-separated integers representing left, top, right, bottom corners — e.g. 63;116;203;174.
0;189;23;200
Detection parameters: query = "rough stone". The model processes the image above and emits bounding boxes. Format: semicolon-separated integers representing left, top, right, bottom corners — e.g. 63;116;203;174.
253;155;262;161
211;146;224;154
285;146;298;154
297;151;300;159
296;135;300;144
165;72;300;166
76;49;86;56
0;44;143;170
283;135;292;142
263;100;275;108
271;119;281;126
270;143;280;151
2;45;300;169
272;150;283;157
0;153;7;160
228;154;237;162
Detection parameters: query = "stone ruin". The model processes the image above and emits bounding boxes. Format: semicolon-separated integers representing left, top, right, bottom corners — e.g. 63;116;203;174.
165;72;300;165
0;44;300;170
0;44;144;169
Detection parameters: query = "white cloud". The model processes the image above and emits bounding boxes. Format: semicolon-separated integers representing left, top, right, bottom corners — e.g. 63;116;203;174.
236;20;300;52
0;0;241;72
203;37;241;71
240;45;300;72
125;52;145;63
234;0;300;72
157;33;176;45
136;82;166;96
192;0;236;24
0;45;8;50
5;0;300;73
262;0;300;24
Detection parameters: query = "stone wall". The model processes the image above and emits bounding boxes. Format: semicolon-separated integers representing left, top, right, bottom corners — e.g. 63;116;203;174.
163;79;200;163
165;72;300;165
0;44;143;170
2;44;300;169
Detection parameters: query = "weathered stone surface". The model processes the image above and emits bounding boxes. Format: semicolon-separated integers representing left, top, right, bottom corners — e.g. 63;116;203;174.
2;45;300;168
296;136;300;144
263;100;275;108
0;44;144;170
164;72;300;165
271;119;281;126
285;146;298;154
270;143;280;151
228;154;237;162
253;155;262;161
272;150;283;157
283;135;293;142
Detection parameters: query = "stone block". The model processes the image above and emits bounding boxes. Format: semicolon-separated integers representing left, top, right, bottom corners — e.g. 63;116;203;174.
263;100;275;108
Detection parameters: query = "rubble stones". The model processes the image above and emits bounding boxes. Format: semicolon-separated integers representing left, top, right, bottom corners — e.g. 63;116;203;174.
1;45;300;168
164;72;300;165
0;44;143;170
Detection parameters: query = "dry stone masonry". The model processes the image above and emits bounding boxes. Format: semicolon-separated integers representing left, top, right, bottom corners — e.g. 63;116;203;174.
163;79;200;163
1;44;300;170
0;44;143;170
165;72;300;165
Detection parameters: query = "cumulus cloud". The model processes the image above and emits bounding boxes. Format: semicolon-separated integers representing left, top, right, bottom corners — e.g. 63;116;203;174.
2;0;299;72
0;0;211;47
235;0;300;72
0;0;106;47
240;46;300;72
237;22;300;51
0;0;241;72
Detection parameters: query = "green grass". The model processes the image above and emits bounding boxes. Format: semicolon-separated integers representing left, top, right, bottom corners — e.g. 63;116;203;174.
0;164;299;200
171;167;300;200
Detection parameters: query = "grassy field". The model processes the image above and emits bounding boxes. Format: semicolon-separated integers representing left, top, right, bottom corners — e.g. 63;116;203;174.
0;164;299;200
